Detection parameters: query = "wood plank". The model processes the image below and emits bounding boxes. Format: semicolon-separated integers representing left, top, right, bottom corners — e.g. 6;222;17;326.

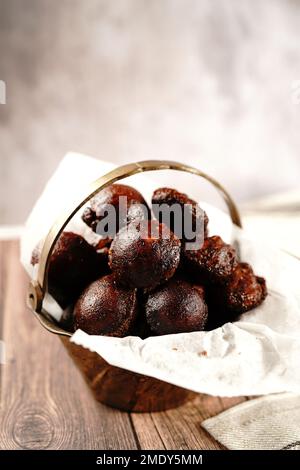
130;413;166;450
132;395;219;450
218;396;248;409
0;241;139;450
132;388;248;450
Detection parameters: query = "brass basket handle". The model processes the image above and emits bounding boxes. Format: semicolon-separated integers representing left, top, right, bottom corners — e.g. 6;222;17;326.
27;160;242;327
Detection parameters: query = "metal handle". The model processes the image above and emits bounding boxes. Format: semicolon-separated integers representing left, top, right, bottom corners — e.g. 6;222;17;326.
27;160;242;332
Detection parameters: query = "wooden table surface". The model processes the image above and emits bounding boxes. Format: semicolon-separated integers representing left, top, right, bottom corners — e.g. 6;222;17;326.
0;240;248;450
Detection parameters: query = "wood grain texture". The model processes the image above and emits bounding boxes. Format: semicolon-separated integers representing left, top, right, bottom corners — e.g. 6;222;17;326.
132;395;247;450
0;240;247;449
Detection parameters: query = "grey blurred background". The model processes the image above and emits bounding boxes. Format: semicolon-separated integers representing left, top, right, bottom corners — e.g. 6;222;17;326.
0;0;300;224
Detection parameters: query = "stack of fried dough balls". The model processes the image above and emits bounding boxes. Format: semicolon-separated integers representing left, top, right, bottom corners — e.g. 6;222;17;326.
31;184;267;337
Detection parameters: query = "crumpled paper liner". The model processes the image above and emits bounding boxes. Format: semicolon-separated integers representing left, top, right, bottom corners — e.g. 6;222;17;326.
21;153;300;396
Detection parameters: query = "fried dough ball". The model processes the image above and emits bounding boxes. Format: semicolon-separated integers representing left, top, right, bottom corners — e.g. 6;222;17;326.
31;232;108;308
203;286;237;330
152;187;209;241
222;262;267;314
145;278;208;335
205;263;267;329
183;235;237;283
74;274;137;337
82;184;150;236
109;220;181;289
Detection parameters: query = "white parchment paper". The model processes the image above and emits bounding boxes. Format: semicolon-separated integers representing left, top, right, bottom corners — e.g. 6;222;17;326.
21;153;300;396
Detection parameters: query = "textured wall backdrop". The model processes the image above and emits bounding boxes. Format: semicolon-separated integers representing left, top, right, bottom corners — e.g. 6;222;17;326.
0;0;300;223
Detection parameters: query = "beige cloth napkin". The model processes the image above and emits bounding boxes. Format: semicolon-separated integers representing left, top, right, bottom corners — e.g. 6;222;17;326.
202;393;300;450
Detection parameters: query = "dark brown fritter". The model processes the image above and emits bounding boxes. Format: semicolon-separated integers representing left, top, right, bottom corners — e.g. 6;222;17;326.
178;255;209;287
222;262;267;314
152;187;209;241
74;274;137;337
31;232;108;308
183;235;238;283
203;285;237;330
204;263;267;329
82;183;150;235
109;220;181;289
145;278;208;335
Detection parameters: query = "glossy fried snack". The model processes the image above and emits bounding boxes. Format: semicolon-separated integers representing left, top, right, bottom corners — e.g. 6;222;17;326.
183;235;237;283
145;278;208;335
31;232;108;308
152;187;209;241
74;274;138;337
222;262;267;314
203;285;238;331
204;263;267;330
82;184;150;235
109;220;181;289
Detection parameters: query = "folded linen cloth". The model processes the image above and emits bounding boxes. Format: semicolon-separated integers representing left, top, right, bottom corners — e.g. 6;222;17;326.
202;393;300;450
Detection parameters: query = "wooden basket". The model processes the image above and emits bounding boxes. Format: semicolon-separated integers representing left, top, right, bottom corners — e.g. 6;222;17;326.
27;160;242;412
